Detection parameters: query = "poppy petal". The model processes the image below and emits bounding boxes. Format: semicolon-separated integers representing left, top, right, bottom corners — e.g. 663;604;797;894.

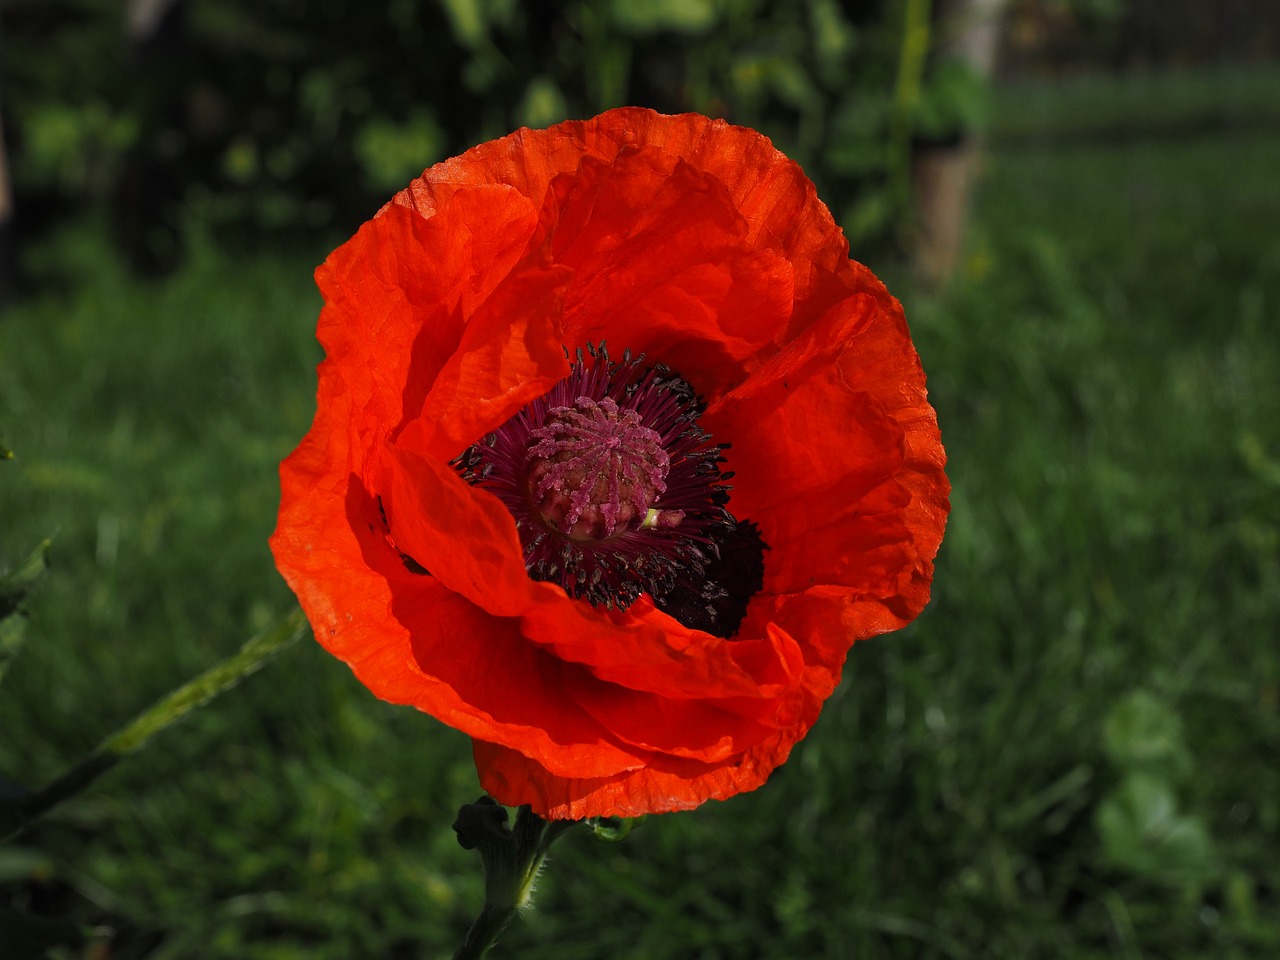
316;189;544;444
404;258;573;460
472;720;803;820
529;147;794;395
518;594;802;702
392;108;848;308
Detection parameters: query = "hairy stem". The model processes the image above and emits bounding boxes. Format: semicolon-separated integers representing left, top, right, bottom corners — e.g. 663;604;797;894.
5;607;306;840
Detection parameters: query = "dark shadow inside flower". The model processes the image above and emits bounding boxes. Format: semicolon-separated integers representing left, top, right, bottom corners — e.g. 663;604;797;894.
652;519;766;635
375;496;430;575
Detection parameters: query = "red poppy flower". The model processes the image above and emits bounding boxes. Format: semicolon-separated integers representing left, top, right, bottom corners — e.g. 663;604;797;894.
270;108;949;820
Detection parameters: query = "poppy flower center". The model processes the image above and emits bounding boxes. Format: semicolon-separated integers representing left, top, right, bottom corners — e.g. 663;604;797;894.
454;346;765;637
525;397;675;541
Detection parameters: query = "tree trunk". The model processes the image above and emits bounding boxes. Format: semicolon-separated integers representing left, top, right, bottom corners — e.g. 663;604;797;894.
911;0;1006;287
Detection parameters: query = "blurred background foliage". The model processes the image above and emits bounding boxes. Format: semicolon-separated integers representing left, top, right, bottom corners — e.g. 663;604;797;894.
3;0;1280;958
2;0;973;277
3;0;1276;282
0;0;1084;283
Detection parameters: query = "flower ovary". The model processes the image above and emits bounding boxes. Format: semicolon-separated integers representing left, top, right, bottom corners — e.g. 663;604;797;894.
525;397;669;540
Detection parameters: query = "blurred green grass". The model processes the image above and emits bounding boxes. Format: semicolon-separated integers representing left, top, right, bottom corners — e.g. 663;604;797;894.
2;66;1279;958
988;63;1280;143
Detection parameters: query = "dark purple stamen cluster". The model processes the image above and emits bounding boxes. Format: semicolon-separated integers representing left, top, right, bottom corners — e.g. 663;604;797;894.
454;346;763;635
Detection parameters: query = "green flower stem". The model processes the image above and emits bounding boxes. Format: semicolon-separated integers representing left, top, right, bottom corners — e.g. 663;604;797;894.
888;0;934;208
452;800;578;960
6;607;307;841
452;901;518;960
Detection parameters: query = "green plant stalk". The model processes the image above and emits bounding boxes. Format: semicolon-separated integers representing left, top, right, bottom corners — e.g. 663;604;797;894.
6;607;307;840
452;806;577;960
1;540;52;685
888;0;934;211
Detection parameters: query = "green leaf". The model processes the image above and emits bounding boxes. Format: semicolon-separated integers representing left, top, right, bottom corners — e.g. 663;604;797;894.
1238;432;1280;487
609;0;718;36
438;0;516;49
1096;771;1215;883
355;110;446;192
0;540;52;685
0;541;50;617
1103;689;1190;776
844;190;895;244
518;76;569;130
808;0;855;85
913;58;990;139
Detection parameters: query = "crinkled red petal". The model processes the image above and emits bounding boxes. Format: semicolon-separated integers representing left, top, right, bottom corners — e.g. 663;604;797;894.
392;108;850;310
531;147;794;397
